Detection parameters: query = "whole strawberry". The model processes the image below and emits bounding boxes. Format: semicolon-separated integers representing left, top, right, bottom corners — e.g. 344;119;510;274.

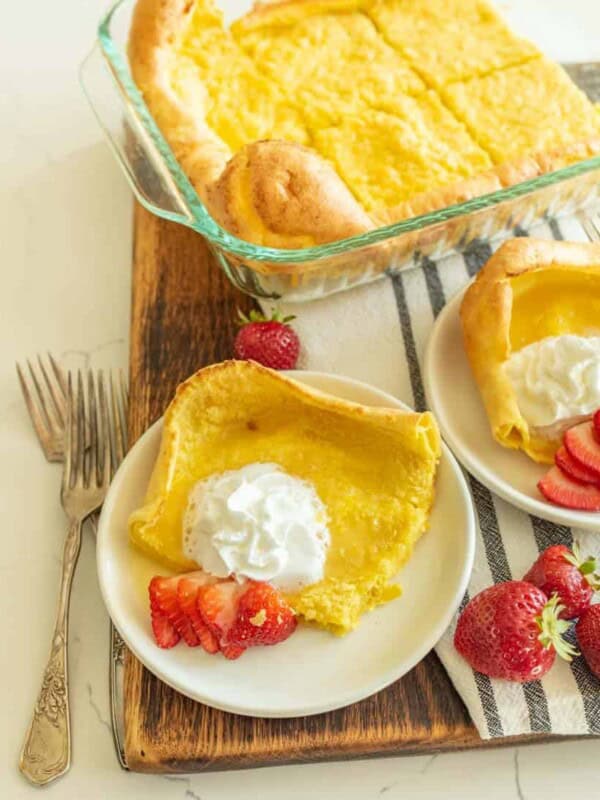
524;544;599;619
576;604;600;679
454;581;576;682
228;581;297;648
234;309;300;370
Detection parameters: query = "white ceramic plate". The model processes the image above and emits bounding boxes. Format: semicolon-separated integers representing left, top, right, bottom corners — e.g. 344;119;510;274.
424;288;600;531
97;371;475;718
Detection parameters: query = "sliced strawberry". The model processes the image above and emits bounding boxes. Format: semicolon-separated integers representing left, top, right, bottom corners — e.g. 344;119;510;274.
228;582;297;648
555;445;600;486
177;575;219;654
150;609;180;649
538;466;600;511
564;422;600;475
197;581;248;656
221;643;246;660
594;409;600;441
149;575;199;647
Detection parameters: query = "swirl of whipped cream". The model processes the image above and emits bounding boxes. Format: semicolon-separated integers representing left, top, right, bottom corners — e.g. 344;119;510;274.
182;463;330;592
505;335;600;433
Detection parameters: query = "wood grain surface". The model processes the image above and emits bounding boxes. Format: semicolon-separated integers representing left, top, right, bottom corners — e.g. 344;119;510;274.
124;204;543;772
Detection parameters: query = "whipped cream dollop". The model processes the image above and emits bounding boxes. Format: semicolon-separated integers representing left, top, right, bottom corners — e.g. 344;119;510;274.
182;463;330;592
505;335;600;433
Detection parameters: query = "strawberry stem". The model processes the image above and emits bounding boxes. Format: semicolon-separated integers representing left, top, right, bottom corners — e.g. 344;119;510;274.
536;594;579;661
563;542;600;591
235;307;296;327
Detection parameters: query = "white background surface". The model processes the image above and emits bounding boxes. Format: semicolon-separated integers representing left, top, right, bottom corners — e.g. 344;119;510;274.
2;0;600;797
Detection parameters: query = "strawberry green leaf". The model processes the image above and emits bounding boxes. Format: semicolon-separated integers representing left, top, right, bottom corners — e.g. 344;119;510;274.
536;594;579;662
563;542;600;590
235;307;296;327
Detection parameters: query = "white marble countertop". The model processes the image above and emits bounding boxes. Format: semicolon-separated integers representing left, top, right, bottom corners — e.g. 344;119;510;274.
2;0;600;797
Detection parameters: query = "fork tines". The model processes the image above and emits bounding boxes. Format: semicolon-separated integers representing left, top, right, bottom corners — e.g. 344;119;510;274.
16;353;67;462
17;354;129;474
109;370;129;466
63;371;105;491
63;369;129;491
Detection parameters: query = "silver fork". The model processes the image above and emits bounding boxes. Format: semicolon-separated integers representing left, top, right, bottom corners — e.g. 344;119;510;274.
16;354;67;462
19;370;117;786
16;356;129;771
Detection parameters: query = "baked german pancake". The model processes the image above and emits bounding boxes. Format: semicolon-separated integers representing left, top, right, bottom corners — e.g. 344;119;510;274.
460;239;600;464
129;361;441;634
128;0;600;250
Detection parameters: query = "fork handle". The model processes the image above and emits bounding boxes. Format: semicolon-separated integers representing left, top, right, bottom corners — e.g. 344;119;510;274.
19;518;82;786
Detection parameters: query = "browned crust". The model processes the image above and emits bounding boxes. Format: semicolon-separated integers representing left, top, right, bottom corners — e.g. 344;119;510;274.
129;0;375;247
374;171;504;226
460;238;600;463
377;138;600;226
128;0;600;252
128;0;231;191
206;140;376;248
145;359;442;512
170;359;440;438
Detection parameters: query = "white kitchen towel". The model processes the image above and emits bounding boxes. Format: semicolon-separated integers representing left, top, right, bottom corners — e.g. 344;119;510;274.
260;215;600;739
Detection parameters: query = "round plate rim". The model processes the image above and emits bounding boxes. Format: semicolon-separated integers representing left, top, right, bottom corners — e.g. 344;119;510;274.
423;289;600;531
96;369;476;717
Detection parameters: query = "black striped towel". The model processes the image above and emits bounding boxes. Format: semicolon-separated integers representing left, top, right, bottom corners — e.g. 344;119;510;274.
261;215;600;739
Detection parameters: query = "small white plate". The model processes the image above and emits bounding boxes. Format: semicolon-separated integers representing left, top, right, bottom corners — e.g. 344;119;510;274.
97;371;475;718
424;288;600;531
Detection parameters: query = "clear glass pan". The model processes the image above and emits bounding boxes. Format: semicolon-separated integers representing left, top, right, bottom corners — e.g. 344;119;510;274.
81;0;600;301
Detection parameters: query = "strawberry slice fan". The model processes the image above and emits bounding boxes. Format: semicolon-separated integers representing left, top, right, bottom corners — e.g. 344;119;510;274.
149;575;297;659
258;215;600;740
539;420;600;511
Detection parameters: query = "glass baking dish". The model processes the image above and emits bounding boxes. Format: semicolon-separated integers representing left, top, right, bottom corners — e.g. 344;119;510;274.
81;0;600;302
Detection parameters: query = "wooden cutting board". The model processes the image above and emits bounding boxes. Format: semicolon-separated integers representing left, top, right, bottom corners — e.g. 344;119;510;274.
124;204;545;772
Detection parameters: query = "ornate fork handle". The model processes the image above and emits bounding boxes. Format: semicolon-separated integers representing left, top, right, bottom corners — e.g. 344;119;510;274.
20;518;82;786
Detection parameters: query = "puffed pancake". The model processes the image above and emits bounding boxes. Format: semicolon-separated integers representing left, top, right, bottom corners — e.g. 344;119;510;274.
206;140;376;248
460;239;600;463
128;0;600;249
129;360;441;633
